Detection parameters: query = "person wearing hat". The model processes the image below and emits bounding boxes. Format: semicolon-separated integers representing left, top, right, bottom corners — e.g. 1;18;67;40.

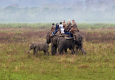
63;20;67;29
69;20;78;35
67;20;72;29
71;20;79;32
51;23;55;32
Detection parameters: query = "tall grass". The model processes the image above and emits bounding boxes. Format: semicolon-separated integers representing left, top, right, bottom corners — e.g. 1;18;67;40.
0;23;115;29
0;23;115;79
0;23;51;28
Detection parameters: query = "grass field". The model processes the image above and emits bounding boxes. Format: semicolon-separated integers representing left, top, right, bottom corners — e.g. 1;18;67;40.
0;23;115;80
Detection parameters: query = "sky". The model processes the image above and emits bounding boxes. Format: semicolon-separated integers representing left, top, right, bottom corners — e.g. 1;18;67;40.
0;0;102;7
0;0;115;22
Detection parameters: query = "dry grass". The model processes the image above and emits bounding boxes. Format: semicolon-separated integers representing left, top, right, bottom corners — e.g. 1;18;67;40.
0;25;115;80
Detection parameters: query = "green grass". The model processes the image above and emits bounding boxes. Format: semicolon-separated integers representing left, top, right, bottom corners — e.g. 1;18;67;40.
0;23;115;80
78;23;115;29
0;23;115;29
0;23;51;28
0;41;115;80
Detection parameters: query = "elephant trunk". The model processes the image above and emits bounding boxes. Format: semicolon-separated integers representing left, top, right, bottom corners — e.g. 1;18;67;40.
28;48;30;54
28;44;31;54
81;48;87;54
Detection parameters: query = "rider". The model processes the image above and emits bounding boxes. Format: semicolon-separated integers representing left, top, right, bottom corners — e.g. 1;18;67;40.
64;28;73;38
59;22;64;33
53;23;60;35
51;23;55;32
71;20;79;32
63;20;67;29
64;20;73;38
67;20;72;29
70;20;78;35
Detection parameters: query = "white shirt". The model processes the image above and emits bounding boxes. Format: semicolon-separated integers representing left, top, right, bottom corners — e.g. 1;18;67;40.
59;24;64;33
59;24;63;29
61;28;64;33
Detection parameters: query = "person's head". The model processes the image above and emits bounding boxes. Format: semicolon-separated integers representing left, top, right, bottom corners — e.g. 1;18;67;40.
52;23;54;25
72;20;75;23
63;20;65;23
60;22;62;24
68;20;70;23
56;23;58;25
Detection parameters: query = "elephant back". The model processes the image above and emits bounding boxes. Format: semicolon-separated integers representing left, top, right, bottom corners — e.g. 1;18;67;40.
59;33;73;40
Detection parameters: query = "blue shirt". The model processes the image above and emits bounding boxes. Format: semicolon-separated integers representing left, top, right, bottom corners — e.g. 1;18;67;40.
55;25;59;30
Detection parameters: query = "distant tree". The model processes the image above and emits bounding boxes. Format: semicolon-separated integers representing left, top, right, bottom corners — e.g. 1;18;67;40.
4;6;20;14
43;7;49;12
112;5;115;10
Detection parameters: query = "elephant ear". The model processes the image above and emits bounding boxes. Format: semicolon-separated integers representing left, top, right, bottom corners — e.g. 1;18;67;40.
73;33;78;41
30;43;36;48
34;43;37;47
46;32;51;44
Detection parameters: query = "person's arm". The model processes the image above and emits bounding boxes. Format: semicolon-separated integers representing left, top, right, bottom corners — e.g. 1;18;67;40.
55;26;57;30
70;23;72;27
59;25;60;29
51;26;52;31
58;25;60;30
73;23;75;27
67;23;69;27
64;29;66;33
75;23;79;32
69;28;72;32
76;23;78;28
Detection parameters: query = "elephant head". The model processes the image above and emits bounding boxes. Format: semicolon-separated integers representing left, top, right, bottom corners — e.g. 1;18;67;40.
73;32;83;43
73;32;87;54
46;32;51;44
28;42;36;54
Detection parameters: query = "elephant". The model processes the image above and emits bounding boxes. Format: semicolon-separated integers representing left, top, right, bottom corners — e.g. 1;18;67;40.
73;32;87;54
46;32;59;55
28;42;49;56
57;36;75;54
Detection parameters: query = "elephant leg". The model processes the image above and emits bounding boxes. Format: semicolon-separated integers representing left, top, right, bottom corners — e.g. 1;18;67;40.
51;45;55;55
75;47;79;54
55;46;57;54
57;49;59;55
28;49;30;54
35;47;38;56
65;49;67;53
54;46;56;55
71;50;73;54
47;51;49;56
80;48;87;54
58;44;64;55
33;48;35;55
71;48;75;54
28;47;32;54
58;49;63;55
61;51;63;54
44;51;46;55
58;48;63;54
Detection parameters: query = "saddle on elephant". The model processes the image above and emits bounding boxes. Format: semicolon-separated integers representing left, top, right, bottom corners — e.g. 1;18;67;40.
58;30;83;40
59;33;74;40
